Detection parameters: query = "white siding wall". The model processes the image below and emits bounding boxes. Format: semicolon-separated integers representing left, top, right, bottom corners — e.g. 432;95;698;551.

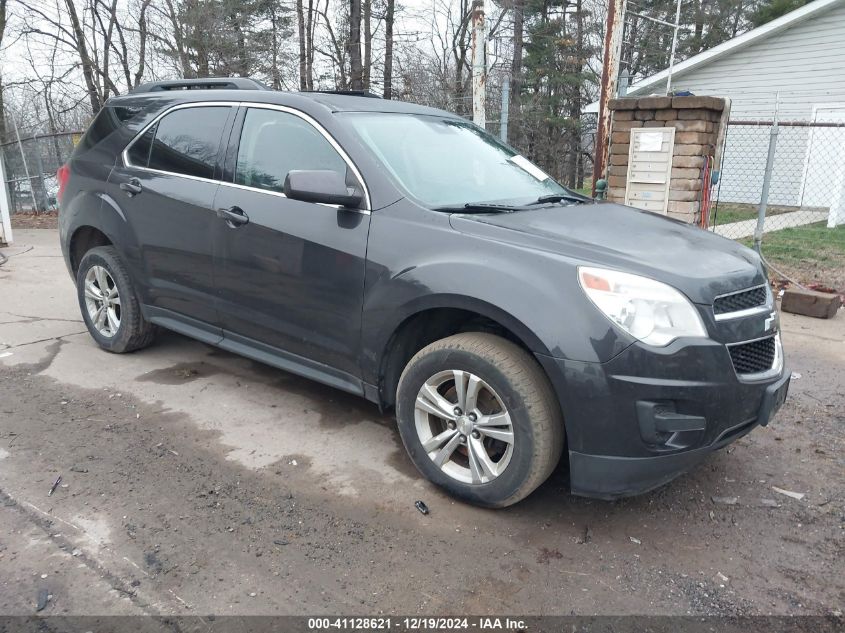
649;1;845;118
633;0;845;206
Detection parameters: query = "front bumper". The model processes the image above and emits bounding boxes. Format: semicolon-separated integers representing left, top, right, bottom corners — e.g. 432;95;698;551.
536;338;790;499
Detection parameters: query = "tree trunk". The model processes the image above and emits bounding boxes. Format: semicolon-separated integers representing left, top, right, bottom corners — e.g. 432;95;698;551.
363;0;372;90
134;0;151;87
565;0;584;188
306;0;315;89
0;0;5;53
231;10;247;76
349;0;364;90
509;0;524;145
65;0;103;113
270;8;282;90
453;0;471;116
383;0;394;99
164;0;192;78
297;0;307;89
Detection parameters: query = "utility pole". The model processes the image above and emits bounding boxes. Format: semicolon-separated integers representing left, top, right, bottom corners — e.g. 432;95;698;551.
591;0;626;197
471;0;486;128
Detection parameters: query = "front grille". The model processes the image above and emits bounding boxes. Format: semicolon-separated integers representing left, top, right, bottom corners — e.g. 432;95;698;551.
714;286;768;315
728;336;776;374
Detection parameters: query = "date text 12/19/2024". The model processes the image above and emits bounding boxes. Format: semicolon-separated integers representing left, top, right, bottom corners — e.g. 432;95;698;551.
308;617;528;631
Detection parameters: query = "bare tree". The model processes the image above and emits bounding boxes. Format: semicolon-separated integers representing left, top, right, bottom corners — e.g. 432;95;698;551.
297;0;308;89
383;0;394;98
313;0;348;88
306;0;315;89
362;0;372;89
348;0;363;89
509;0;523;143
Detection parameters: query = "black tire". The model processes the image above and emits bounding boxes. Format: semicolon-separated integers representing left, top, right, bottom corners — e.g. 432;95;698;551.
396;332;564;508
76;246;156;353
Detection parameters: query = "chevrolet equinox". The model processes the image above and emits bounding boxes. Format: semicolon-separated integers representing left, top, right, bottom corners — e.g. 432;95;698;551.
58;78;790;507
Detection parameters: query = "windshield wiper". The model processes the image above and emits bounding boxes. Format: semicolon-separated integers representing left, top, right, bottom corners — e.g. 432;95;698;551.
433;202;519;213
532;192;590;205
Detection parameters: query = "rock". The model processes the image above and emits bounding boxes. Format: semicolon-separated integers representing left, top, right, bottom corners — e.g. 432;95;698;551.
760;499;779;508
781;288;841;319
36;588;50;612
711;496;739;505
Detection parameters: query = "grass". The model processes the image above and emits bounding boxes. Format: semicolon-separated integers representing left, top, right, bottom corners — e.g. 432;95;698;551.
741;222;845;290
749;222;845;266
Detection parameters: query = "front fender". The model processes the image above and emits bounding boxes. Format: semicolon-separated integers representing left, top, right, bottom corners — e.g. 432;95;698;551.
361;217;635;387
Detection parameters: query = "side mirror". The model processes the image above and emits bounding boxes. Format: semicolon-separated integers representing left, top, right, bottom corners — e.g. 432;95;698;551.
283;170;363;208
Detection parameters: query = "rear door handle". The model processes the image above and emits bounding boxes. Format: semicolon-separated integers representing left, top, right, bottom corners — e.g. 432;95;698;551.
217;206;249;228
119;178;142;196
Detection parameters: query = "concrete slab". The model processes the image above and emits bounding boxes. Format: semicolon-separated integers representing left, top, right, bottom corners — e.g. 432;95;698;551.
711;210;828;239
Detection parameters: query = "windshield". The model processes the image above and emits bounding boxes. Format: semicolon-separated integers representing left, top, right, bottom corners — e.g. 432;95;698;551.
343;112;569;208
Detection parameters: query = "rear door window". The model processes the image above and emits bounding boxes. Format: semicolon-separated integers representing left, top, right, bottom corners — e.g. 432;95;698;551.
145;106;230;179
234;108;348;193
127;124;156;167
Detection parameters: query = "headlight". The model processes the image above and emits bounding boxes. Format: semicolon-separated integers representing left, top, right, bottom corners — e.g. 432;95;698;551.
578;266;707;347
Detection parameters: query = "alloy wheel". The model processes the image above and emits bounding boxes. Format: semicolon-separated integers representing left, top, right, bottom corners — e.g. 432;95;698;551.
83;265;121;338
413;370;514;484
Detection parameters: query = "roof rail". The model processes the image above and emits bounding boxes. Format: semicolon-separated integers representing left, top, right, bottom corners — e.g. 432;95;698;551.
303;90;382;99
130;77;270;94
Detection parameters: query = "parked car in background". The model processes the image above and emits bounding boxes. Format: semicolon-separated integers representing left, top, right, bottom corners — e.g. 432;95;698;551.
58;78;789;507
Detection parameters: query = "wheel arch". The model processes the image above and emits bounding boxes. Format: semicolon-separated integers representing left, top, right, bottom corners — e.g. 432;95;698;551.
375;295;555;411
69;225;114;276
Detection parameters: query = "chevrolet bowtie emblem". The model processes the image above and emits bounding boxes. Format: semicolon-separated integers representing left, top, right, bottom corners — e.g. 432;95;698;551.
764;311;777;332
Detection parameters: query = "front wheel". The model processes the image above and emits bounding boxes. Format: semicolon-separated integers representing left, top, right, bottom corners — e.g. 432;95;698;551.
396;332;564;508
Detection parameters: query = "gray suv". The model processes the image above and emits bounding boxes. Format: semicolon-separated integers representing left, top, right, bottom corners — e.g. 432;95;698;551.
58;78;790;507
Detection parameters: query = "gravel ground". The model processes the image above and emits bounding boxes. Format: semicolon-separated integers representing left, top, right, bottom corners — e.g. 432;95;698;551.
0;230;843;618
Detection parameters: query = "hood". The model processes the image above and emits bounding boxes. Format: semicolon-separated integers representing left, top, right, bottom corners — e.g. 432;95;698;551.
449;202;766;305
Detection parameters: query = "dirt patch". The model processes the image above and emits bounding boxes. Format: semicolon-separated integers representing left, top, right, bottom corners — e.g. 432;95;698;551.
1;347;843;616
10;212;59;230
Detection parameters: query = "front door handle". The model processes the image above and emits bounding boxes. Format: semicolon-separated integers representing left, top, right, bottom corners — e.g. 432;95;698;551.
119;178;142;196
217;206;249;228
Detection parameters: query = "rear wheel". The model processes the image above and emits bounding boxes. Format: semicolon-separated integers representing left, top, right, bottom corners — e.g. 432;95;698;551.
396;332;564;507
76;246;156;353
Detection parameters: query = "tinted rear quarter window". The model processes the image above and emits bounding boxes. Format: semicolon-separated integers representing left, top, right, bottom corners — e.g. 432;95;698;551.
74;106;135;155
146;107;230;179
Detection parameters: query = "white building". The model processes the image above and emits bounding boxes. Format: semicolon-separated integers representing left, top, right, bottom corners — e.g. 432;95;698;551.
588;0;845;222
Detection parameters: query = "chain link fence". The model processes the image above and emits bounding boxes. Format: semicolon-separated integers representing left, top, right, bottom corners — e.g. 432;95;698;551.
709;113;845;288
0;131;82;214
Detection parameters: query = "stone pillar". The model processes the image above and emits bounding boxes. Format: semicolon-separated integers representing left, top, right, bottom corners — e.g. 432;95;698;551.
605;96;729;225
